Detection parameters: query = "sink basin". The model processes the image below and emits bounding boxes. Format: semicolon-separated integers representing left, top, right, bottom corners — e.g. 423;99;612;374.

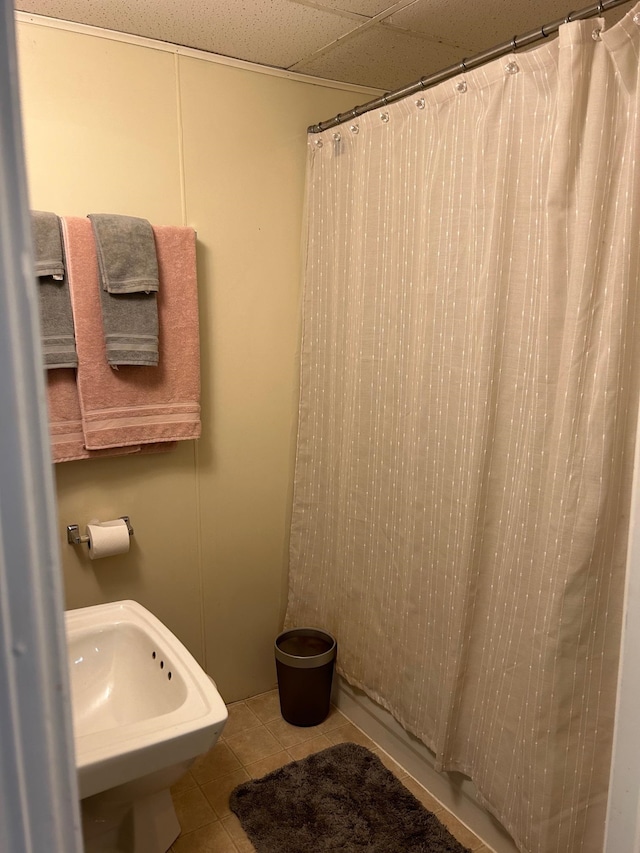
66;600;228;801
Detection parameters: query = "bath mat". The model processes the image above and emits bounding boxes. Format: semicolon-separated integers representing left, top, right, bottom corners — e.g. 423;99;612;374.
229;742;472;852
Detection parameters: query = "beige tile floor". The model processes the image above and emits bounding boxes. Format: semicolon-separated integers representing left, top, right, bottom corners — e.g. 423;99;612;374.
169;689;493;853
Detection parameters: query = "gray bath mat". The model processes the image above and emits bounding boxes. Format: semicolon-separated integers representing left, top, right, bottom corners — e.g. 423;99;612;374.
229;742;472;852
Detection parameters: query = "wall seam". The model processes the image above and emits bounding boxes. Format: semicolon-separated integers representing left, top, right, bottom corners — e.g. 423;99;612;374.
175;53;188;228
175;52;207;670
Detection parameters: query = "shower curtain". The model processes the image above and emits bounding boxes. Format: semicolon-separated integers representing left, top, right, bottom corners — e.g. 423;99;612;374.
287;8;640;853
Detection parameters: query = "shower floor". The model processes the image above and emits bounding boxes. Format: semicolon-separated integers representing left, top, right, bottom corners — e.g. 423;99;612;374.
169;688;491;852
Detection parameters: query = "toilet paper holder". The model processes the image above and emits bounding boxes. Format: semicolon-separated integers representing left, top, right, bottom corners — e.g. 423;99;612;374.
67;517;134;546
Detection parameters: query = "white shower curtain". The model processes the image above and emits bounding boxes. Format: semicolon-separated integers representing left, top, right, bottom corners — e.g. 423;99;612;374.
287;8;640;853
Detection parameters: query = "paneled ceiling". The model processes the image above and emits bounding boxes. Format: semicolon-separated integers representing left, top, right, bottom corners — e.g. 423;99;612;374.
14;0;631;92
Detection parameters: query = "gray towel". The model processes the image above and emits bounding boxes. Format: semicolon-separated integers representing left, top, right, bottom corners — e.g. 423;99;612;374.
88;214;159;293
88;214;159;366
98;287;159;367
31;210;65;279
30;211;78;369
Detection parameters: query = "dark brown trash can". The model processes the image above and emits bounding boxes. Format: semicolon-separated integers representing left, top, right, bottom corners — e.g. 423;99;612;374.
275;627;337;727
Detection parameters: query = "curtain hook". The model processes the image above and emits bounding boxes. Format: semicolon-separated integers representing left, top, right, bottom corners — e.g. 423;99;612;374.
597;1;605;12
511;36;518;52
459;58;468;72
565;10;575;23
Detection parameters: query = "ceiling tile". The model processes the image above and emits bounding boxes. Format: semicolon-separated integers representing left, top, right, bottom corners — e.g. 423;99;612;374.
15;0;366;67
297;0;405;14
291;23;465;91
387;0;629;54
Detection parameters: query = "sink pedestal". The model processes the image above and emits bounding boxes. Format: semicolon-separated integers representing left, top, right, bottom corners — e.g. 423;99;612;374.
81;760;190;853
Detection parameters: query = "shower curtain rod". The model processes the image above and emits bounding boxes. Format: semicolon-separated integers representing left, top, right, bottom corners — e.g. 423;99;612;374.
307;0;634;133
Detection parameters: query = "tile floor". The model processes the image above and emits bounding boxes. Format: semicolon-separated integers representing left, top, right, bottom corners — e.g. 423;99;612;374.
169;689;492;853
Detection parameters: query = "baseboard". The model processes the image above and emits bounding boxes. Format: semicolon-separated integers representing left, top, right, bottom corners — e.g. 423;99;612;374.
334;676;519;853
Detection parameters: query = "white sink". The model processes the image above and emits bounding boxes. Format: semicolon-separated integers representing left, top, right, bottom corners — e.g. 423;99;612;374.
65;600;227;802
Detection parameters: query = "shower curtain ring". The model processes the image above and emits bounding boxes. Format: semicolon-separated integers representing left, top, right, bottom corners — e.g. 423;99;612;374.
511;36;518;52
459;58;468;72
565;10;575;23
597;1;604;12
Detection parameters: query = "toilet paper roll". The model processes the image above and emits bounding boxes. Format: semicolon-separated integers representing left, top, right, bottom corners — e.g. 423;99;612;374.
86;518;130;560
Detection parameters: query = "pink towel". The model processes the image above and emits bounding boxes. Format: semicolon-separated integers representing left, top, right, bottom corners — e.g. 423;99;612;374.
61;217;201;450
46;370;176;463
47;369;130;462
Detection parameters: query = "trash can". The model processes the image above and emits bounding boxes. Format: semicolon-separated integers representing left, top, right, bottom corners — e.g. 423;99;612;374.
275;627;337;727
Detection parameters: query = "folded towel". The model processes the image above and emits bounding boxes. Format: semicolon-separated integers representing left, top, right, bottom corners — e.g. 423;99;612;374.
62;216;201;450
88;214;159;293
46;369;139;462
38;279;80;369
31;210;65;278
46;370;177;463
98;286;159;367
31;210;78;369
88;214;159;366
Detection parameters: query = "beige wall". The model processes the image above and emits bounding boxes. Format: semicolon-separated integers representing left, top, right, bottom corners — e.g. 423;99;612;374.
16;17;372;701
